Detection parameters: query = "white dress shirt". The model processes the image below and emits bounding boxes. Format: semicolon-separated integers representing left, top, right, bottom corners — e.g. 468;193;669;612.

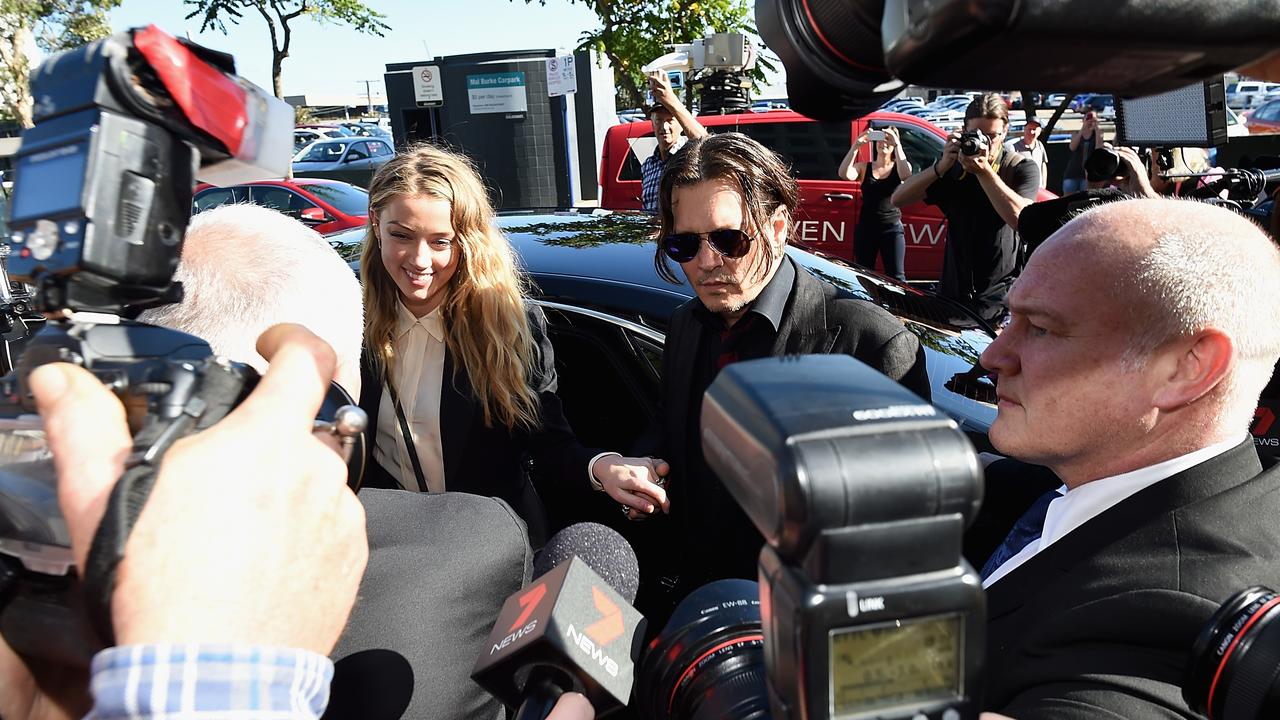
373;302;448;493
982;434;1248;588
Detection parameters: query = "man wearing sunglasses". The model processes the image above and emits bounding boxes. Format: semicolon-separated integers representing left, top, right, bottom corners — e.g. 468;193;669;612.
619;132;930;625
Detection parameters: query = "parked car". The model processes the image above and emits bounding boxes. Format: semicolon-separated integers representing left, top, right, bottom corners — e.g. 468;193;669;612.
292;137;395;173
1245;98;1280;134
330;209;1280;469
294;127;347;151
1071;93;1115;115
192;178;369;236
1226;80;1280;110
296;123;352;137
333;209;999;440
339;121;392;138
1044;93;1068;107
599;110;1055;281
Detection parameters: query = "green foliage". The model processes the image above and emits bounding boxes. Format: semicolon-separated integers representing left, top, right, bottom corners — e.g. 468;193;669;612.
0;0;120;127
183;0;389;96
518;0;770;109
185;0;389;37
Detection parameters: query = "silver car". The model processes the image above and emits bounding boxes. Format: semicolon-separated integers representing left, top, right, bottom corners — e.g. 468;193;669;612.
292;137;395;173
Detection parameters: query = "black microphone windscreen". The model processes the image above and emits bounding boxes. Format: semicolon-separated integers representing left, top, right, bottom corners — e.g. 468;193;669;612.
534;522;639;603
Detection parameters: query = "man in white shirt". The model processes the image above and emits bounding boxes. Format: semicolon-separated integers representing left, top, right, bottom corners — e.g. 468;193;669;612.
1010;117;1048;189
974;197;1280;718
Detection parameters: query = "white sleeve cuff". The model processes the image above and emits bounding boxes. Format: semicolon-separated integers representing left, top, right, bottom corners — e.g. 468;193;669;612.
587;451;623;491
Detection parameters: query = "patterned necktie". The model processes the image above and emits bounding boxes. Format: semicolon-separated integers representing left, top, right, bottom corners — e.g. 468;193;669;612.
980;489;1059;580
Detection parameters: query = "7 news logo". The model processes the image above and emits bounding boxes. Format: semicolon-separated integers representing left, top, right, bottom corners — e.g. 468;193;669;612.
491;583;546;655
565;586;624;677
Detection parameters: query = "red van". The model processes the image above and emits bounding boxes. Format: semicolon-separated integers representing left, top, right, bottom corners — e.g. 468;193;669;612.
600;110;1051;282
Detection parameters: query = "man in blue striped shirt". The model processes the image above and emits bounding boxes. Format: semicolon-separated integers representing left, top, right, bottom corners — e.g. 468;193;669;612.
640;71;706;211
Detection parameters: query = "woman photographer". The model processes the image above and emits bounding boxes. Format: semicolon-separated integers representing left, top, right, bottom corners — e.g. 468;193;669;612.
356;144;668;541
837;126;911;281
1062;110;1101;194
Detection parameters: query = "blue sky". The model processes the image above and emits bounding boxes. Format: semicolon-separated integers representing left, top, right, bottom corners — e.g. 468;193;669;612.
107;0;605;98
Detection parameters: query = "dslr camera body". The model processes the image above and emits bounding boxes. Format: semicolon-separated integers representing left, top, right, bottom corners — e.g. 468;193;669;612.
957;129;990;158
0;26;362;666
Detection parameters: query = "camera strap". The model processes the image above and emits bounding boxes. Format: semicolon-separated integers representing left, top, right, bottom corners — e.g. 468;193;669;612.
81;359;253;646
385;373;430;493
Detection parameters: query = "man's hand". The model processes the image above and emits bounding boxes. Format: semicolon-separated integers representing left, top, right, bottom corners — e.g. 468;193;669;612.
937;133;962;175
1114;146;1159;199
959;148;995;177
591;454;670;520
648;71;678;110
32;323;369;654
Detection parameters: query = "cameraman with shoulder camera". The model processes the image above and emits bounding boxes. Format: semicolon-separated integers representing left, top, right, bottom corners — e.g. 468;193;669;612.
892;93;1040;324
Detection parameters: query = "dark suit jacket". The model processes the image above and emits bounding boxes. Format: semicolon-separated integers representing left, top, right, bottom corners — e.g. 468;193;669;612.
358;306;597;545
631;258;930;617
985;440;1280;718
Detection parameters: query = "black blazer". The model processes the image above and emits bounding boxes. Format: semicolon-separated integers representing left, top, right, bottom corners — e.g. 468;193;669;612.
357;306;597;543
984;440;1280;718
656;257;930;504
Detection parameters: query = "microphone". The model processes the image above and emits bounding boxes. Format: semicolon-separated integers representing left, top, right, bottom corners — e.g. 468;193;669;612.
533;521;639;602
473;523;647;720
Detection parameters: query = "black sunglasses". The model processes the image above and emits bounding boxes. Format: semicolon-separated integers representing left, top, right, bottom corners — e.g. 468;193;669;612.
661;228;753;263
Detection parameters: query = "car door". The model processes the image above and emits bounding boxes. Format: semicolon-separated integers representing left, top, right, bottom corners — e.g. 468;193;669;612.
367;140;393;169
734;115;859;264
342;142;372;170
854;115;948;281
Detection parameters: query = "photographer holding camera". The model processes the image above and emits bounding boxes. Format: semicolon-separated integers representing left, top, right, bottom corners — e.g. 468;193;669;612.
892;93;1040;324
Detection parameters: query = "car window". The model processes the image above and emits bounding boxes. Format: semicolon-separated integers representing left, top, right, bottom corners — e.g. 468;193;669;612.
297;142;346;163
301;183;369;216
368;140;392;156
734;120;851;180
193;187;248;213
345;143;370;160
1259;101;1280;121
618;136;651;182
888;123;944;176
251;187;314;216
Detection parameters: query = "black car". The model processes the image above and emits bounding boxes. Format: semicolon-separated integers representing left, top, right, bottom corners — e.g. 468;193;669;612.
332;210;1000;458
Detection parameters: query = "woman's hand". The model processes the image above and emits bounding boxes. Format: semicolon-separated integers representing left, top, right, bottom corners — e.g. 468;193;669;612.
882;126;901;151
591;455;670;520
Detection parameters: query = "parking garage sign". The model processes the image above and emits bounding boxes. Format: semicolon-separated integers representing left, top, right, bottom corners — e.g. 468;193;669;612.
467;72;528;114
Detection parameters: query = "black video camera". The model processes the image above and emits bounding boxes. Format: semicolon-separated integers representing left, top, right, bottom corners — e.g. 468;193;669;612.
0;26;363;666
757;0;1280;121
957;129;990;158
700;354;986;720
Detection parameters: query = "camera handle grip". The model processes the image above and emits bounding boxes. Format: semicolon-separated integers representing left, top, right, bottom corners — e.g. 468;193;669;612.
80;358;250;645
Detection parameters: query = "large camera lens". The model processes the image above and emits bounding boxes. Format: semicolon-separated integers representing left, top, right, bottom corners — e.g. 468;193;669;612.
755;0;902;121
635;579;770;720
1184;586;1280;720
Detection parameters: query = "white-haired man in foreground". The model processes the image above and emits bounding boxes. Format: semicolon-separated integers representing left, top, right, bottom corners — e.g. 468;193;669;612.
139;202;364;397
976;198;1280;718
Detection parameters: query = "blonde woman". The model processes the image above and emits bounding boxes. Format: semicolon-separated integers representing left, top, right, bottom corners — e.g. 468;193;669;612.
356;144;668;540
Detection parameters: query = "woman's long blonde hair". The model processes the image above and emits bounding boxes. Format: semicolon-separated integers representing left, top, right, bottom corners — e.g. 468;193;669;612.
360;143;540;430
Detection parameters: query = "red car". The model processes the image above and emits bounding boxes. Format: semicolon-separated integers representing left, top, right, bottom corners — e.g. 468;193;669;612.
192;178;369;236
1244;98;1280;134
600;110;1055;282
